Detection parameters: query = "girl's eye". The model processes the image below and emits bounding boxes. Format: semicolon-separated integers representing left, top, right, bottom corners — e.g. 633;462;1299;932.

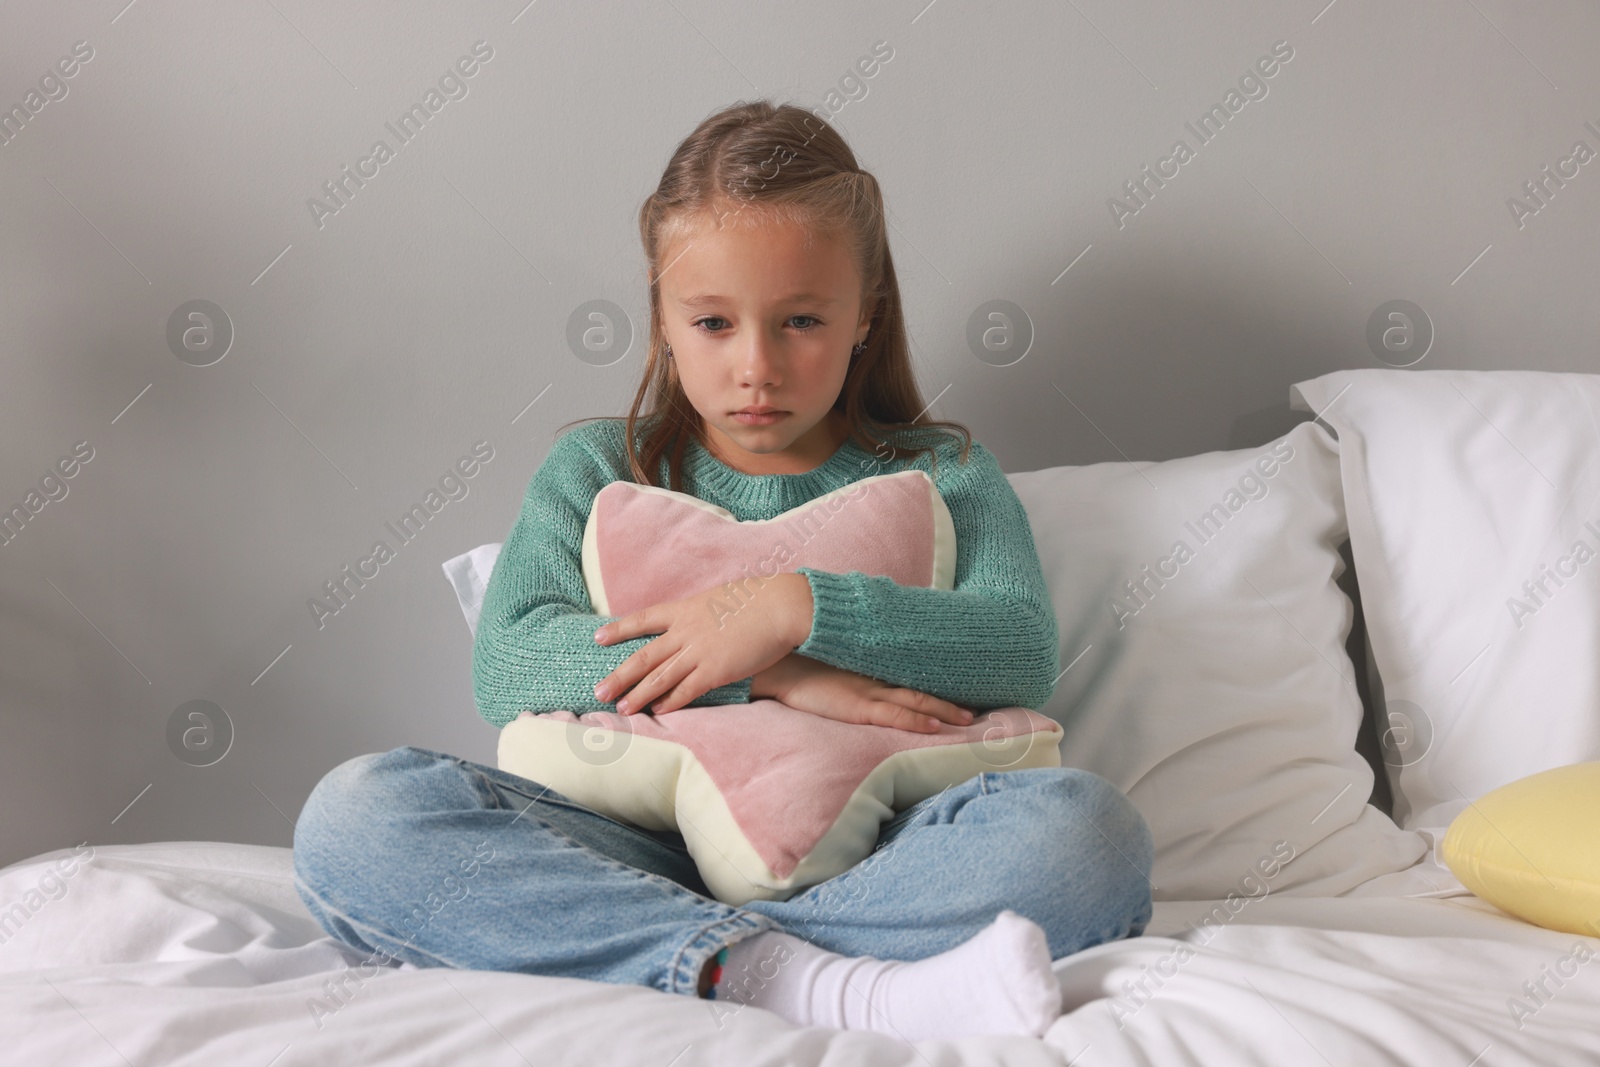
690;316;822;333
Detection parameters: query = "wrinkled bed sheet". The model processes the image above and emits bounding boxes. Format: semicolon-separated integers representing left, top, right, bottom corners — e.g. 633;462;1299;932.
2;840;1596;1066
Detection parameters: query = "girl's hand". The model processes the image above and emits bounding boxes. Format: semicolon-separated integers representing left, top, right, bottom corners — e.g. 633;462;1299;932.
592;573;813;716
760;653;976;734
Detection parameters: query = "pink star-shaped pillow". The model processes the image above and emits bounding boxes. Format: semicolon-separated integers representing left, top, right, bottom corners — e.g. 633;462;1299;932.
496;470;1062;905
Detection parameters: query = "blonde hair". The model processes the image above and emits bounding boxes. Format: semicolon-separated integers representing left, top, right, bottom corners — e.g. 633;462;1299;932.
559;98;972;491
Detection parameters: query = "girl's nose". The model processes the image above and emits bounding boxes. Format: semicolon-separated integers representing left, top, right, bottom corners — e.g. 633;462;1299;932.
738;339;782;385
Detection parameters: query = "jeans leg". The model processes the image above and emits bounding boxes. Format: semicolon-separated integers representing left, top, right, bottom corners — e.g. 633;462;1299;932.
744;766;1155;962
292;745;774;996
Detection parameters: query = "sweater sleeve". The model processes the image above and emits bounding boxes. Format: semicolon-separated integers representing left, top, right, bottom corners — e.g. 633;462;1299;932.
471;425;753;728
792;441;1060;711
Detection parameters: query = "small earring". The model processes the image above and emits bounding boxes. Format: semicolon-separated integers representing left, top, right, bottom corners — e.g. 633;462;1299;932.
664;345;673;359
851;340;867;358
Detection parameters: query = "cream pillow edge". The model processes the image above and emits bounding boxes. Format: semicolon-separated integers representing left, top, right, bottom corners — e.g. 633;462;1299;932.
497;713;1062;905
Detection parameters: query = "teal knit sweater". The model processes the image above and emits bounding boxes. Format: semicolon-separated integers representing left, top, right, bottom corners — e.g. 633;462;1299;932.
471;418;1060;728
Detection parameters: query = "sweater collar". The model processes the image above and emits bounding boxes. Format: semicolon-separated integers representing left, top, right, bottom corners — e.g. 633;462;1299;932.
682;430;870;502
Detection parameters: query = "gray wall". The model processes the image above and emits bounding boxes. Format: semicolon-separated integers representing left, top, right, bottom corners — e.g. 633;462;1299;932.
3;1;1597;866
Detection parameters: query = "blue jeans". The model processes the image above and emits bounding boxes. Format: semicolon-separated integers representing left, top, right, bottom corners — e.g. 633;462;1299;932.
292;745;1154;998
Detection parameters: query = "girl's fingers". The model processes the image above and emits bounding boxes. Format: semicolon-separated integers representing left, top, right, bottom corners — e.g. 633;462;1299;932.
596;649;647;704
595;608;658;645
648;675;708;717
599;637;674;708
869;702;941;733
619;645;693;714
891;689;975;726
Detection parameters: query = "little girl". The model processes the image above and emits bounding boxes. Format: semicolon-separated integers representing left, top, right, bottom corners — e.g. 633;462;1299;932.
293;100;1153;1043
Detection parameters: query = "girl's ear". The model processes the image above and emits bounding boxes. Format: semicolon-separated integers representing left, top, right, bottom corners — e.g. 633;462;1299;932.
857;303;876;344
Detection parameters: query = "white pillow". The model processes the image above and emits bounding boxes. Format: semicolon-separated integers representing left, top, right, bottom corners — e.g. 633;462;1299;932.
1008;419;1428;899
442;542;501;635
1289;369;1600;830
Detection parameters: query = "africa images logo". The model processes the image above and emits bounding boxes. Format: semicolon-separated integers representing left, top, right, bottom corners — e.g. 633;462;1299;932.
1108;40;1295;230
306;41;494;230
1109;438;1296;629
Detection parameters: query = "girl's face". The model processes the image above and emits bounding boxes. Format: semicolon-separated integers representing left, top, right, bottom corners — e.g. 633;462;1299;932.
658;211;871;476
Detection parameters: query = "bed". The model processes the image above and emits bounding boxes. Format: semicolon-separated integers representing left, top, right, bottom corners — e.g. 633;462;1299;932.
6;369;1599;1064
2;837;1595;1065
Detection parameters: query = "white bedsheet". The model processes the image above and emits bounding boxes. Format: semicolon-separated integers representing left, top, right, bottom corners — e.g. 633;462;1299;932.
2;840;1596;1066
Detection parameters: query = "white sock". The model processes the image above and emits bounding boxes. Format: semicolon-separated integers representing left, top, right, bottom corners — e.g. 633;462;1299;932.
708;910;1062;1041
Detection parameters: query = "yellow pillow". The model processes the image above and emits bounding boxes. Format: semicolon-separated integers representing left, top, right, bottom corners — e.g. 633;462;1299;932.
1441;762;1600;936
